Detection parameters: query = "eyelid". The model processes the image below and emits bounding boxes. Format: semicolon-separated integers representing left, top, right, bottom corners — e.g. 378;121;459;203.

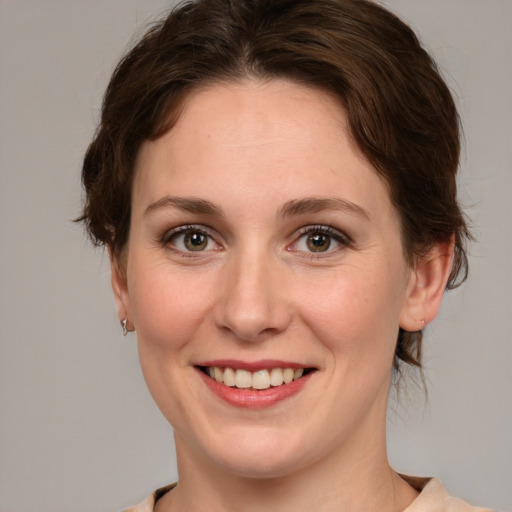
287;224;353;254
296;224;352;243
161;224;222;252
159;223;352;257
162;223;201;240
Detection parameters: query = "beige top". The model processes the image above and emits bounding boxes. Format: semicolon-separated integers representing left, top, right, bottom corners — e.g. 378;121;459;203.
124;477;495;512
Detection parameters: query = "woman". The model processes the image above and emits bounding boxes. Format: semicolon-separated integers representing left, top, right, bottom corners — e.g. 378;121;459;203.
79;0;492;510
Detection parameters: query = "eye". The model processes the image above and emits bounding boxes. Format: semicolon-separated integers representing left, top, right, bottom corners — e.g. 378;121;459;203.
289;226;350;254
164;225;220;253
303;232;334;252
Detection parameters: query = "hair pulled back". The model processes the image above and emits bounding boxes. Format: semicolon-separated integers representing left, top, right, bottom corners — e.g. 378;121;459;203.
79;0;470;372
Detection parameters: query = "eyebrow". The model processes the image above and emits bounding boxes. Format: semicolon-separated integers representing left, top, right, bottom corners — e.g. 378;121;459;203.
277;197;370;220
144;196;223;217
144;195;369;221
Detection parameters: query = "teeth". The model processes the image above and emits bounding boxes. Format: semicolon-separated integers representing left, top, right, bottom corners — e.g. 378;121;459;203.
214;367;223;384
223;367;236;387
205;366;307;390
252;370;270;390
283;368;294;384
269;368;284;386
294;368;304;379
235;369;252;388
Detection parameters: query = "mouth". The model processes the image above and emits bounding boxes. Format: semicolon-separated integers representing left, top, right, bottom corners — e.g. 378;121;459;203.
198;365;316;391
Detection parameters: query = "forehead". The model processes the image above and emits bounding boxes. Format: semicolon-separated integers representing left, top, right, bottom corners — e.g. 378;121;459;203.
133;79;392;219
178;79;347;143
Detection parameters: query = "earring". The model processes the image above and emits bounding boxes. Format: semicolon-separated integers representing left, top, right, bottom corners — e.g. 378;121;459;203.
121;318;129;336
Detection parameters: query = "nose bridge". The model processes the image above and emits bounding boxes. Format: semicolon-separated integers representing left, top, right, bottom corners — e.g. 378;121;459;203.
215;243;291;341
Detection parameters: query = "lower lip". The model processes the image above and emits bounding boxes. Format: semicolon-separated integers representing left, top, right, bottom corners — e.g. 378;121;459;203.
197;369;313;408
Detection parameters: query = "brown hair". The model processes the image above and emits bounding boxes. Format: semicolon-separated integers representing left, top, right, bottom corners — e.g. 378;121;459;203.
79;0;470;372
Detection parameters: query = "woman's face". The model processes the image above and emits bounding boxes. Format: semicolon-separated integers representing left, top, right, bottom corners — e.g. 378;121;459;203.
113;79;419;477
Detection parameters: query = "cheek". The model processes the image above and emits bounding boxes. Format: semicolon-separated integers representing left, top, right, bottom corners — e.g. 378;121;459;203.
128;260;216;354
127;262;218;424
299;266;403;364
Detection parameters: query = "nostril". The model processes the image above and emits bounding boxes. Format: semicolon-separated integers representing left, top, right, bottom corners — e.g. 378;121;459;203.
213;261;293;341
219;324;284;342
215;310;289;341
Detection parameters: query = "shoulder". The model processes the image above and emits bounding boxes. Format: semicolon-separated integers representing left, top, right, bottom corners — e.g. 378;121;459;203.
123;483;177;512
402;476;496;512
123;479;496;512
123;494;154;512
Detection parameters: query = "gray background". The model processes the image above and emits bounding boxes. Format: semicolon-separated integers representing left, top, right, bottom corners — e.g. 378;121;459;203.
0;1;510;511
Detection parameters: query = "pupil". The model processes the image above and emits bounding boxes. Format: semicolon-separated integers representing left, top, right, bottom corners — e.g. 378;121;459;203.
185;232;207;250
307;233;330;252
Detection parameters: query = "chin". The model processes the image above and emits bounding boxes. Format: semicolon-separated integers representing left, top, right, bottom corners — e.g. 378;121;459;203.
216;450;307;480
196;426;320;480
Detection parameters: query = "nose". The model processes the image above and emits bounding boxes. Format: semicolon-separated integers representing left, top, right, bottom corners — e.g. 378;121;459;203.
214;250;292;342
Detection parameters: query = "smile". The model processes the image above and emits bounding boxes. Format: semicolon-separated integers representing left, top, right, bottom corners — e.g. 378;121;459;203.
201;366;310;390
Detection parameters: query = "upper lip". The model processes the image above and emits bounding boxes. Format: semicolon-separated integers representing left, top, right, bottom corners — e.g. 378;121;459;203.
196;359;314;372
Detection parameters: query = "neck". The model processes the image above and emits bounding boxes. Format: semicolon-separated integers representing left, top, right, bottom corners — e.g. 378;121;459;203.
161;419;418;512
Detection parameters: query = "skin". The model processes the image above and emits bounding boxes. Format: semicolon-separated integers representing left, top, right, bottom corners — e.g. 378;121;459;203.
112;79;453;511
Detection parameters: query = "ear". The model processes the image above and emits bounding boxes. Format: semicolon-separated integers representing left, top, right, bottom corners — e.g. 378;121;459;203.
109;247;133;331
399;238;454;331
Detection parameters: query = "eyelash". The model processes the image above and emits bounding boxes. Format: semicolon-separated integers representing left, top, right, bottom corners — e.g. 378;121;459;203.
161;224;220;257
288;224;352;257
161;224;352;257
